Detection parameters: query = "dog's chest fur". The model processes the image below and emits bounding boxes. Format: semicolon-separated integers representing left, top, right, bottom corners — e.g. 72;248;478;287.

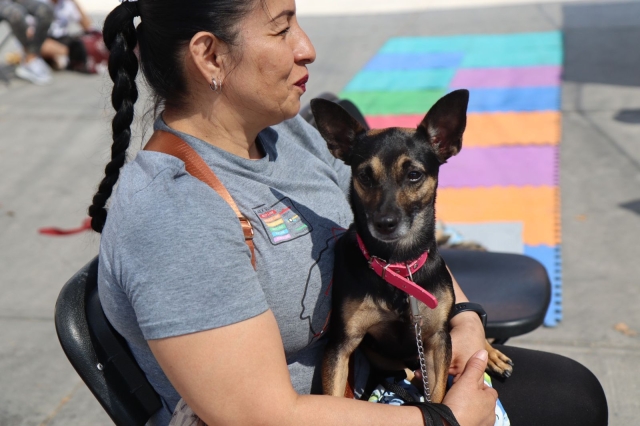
332;227;454;364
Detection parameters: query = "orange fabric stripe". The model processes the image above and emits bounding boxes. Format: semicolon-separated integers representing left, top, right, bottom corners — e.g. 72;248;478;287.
436;186;560;246
465;111;561;147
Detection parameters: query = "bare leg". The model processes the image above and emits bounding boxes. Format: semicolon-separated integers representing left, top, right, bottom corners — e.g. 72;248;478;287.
40;38;69;69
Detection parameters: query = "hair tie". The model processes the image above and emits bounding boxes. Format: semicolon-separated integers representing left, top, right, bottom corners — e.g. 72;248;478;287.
119;0;140;17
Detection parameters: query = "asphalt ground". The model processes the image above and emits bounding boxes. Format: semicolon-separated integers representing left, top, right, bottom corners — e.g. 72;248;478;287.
0;1;639;424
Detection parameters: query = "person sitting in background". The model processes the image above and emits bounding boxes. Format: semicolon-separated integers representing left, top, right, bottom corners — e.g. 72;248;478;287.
0;0;54;85
40;0;107;73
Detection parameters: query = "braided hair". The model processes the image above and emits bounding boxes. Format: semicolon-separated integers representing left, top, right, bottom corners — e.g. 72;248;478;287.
88;0;258;232
88;2;138;232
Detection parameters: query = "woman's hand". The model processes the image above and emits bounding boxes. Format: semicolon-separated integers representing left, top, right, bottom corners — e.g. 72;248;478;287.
449;311;486;380
443;350;498;426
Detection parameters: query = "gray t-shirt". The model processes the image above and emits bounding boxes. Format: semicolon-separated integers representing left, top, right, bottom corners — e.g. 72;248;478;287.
98;115;355;425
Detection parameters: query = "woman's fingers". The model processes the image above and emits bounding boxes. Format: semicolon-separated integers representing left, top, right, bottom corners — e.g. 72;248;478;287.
443;350;498;426
459;349;489;387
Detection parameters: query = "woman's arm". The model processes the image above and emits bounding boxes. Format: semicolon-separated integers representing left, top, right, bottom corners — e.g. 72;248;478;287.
150;309;497;426
149;310;426;426
448;267;487;379
69;0;93;32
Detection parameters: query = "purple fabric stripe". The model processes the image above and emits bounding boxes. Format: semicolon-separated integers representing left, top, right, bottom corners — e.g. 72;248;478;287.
450;66;561;88
439;145;557;188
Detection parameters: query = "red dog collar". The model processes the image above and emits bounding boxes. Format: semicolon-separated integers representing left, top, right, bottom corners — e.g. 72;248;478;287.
356;234;438;309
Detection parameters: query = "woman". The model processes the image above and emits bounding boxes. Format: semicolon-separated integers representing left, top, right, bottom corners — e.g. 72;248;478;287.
91;1;607;425
40;0;101;72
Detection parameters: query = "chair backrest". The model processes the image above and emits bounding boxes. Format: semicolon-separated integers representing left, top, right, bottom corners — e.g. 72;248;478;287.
54;256;162;426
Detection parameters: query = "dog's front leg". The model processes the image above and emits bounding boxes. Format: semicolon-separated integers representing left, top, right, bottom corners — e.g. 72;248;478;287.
423;330;452;403
322;298;381;396
321;332;365;397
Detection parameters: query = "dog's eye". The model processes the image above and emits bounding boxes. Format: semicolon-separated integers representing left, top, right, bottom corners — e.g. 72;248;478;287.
407;171;424;182
357;170;373;186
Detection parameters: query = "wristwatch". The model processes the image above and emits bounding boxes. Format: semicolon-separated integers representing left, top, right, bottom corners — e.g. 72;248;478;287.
450;302;487;329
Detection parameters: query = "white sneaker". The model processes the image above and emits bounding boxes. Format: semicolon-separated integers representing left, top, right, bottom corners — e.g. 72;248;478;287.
15;57;52;85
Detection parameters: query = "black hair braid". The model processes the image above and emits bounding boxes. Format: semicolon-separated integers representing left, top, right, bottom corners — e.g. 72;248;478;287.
88;2;139;233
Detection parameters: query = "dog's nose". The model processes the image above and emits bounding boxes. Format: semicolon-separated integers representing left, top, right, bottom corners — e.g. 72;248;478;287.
374;216;398;234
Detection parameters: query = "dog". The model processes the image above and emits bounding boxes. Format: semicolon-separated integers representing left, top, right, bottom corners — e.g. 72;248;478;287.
310;90;513;403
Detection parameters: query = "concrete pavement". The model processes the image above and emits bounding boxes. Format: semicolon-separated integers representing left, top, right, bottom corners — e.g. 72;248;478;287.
1;1;639;424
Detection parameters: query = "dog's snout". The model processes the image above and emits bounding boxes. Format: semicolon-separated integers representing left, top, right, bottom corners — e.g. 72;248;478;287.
374;215;399;234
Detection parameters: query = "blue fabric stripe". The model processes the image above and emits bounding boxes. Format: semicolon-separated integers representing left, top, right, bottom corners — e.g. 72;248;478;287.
364;52;465;71
344;69;455;92
381;32;562;54
525;245;562;326
467;87;560;113
462;49;563;68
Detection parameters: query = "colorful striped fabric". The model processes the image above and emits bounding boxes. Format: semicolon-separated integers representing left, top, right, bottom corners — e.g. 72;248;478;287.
340;31;563;326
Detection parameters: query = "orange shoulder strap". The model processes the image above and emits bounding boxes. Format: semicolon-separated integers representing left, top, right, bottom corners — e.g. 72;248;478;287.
144;130;256;269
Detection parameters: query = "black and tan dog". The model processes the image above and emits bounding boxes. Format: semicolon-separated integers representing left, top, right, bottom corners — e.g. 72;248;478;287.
311;90;513;403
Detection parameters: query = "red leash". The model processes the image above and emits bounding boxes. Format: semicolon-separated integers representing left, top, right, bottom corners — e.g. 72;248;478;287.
39;217;92;236
356;233;438;309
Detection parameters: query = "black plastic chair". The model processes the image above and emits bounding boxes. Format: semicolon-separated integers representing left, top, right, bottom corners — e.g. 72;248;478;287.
54;256;162;426
441;249;551;342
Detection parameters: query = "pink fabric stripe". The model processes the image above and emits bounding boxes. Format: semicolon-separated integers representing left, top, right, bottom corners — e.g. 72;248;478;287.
450;66;561;88
439;145;556;188
366;115;423;129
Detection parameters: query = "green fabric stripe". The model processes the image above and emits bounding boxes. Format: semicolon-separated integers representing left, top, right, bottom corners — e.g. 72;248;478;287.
269;223;288;232
339;90;446;115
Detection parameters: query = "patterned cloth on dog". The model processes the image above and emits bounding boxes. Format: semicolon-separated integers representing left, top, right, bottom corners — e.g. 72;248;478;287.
369;373;510;426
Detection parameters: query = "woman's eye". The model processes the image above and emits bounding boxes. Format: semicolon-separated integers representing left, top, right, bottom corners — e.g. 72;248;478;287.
278;27;291;36
407;171;423;182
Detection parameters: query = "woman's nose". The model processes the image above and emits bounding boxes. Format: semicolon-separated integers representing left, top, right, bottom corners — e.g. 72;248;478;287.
294;26;316;65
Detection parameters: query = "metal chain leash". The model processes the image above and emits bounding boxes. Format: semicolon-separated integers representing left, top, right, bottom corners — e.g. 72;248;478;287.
407;266;431;403
411;301;432;403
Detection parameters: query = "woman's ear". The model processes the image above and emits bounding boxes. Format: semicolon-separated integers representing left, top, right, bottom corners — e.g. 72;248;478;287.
187;31;229;89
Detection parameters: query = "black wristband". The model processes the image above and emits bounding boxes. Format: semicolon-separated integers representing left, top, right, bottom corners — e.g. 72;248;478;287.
449;302;487;329
405;402;461;426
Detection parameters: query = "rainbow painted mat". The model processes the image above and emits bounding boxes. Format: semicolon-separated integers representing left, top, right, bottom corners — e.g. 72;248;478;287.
341;31;562;326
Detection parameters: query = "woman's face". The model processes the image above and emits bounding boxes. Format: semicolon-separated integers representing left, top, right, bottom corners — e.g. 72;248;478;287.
222;0;316;127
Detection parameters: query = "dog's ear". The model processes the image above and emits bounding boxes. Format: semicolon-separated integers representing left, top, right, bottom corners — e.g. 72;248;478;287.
310;98;366;164
419;89;469;163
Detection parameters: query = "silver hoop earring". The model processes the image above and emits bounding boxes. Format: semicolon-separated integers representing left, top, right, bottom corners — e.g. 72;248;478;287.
209;78;220;92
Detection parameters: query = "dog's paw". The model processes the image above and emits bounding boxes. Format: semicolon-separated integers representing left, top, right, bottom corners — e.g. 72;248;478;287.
485;346;514;379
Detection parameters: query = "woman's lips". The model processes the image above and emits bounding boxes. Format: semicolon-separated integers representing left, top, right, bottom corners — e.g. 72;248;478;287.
294;75;309;92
